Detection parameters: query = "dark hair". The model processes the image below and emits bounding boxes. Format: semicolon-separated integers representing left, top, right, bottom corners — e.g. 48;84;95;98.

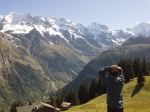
109;69;122;77
110;72;119;77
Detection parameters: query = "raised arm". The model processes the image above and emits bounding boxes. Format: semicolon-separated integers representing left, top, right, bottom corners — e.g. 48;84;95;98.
98;65;125;84
98;66;110;82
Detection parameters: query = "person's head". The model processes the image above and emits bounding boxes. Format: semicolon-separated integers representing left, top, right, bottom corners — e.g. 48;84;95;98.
109;71;120;77
109;65;122;77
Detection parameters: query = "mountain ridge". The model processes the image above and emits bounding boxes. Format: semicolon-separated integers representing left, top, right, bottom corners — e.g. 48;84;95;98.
1;12;150;39
0;12;136;47
1;12;150;49
62;36;150;91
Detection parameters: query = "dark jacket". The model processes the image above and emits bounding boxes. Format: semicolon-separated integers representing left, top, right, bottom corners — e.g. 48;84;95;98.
98;66;125;108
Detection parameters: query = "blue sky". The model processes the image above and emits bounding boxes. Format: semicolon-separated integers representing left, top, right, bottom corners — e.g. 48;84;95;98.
1;0;150;29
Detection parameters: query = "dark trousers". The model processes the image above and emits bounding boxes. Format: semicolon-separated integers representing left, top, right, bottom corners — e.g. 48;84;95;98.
107;106;123;112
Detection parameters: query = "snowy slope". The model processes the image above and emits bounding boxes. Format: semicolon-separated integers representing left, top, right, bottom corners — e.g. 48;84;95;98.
0;15;3;22
2;12;34;33
1;12;150;48
87;22;109;35
132;22;150;37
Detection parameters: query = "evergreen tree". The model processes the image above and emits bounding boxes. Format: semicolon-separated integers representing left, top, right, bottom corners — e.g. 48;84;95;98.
56;95;62;108
142;57;149;76
50;97;57;107
118;59;129;82
67;89;80;106
78;82;89;104
89;79;98;100
61;90;68;103
133;58;142;77
120;59;127;71
72;91;80;106
96;77;103;95
147;62;150;75
10;101;23;112
118;59;124;69
28;101;32;105
125;60;135;83
137;71;145;84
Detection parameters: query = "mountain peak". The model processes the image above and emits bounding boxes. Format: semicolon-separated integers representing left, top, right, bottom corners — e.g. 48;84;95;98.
88;22;109;30
4;12;33;25
58;18;71;23
53;17;74;29
87;22;109;35
132;22;150;37
74;23;87;30
1;12;34;34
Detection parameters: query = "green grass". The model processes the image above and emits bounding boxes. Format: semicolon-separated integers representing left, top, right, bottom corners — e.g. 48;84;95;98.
64;76;150;112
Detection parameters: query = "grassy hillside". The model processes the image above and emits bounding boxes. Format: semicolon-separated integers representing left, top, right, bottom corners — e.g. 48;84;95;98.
64;76;150;112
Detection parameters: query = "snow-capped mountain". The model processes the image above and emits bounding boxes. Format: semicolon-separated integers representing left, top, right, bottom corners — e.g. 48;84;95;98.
132;22;150;37
0;12;135;48
87;22;109;35
1;12;150;48
2;12;33;33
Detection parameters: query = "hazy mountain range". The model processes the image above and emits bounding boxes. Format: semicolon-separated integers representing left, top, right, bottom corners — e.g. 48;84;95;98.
0;12;150;107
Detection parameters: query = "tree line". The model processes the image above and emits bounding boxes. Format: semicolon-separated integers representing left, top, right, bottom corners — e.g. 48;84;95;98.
118;57;150;83
49;77;104;107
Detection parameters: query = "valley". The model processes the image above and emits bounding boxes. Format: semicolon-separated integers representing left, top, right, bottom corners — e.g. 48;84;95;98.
0;12;150;109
